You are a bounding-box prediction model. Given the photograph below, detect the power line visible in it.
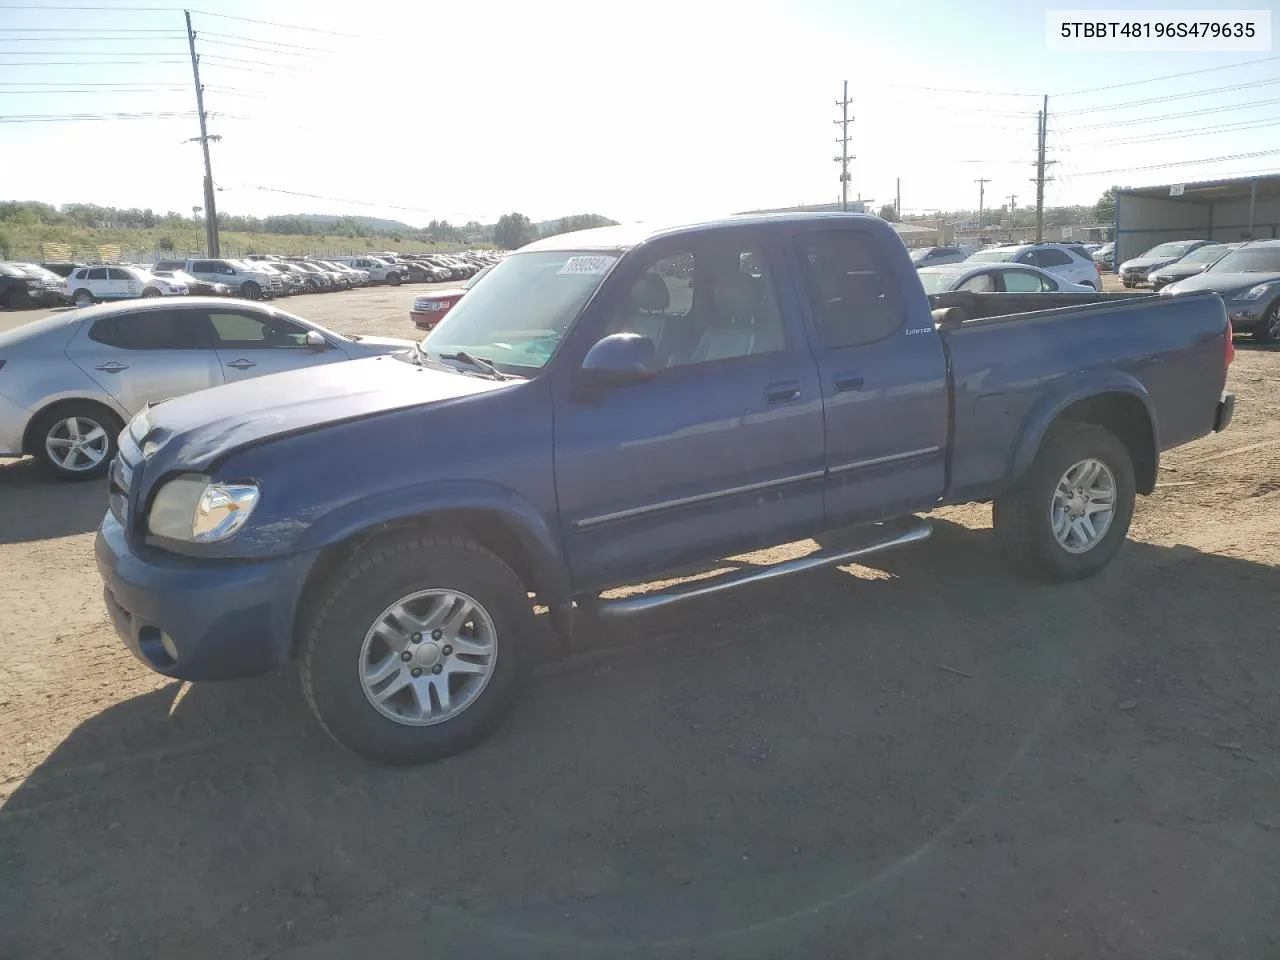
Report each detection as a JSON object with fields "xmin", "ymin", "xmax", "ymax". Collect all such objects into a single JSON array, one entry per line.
[
  {"xmin": 0, "ymin": 49, "xmax": 184, "ymax": 55},
  {"xmin": 0, "ymin": 110, "xmax": 196, "ymax": 122},
  {"xmin": 1059, "ymin": 95, "xmax": 1280, "ymax": 132},
  {"xmin": 189, "ymin": 9, "xmax": 365, "ymax": 39},
  {"xmin": 0, "ymin": 58, "xmax": 187, "ymax": 65},
  {"xmin": 196, "ymin": 30, "xmax": 334, "ymax": 54},
  {"xmin": 1056, "ymin": 76, "xmax": 1280, "ymax": 116},
  {"xmin": 885, "ymin": 83, "xmax": 1039, "ymax": 98},
  {"xmin": 0, "ymin": 26, "xmax": 181, "ymax": 32},
  {"xmin": 194, "ymin": 38, "xmax": 325, "ymax": 60},
  {"xmin": 0, "ymin": 86, "xmax": 189, "ymax": 93},
  {"xmin": 1069, "ymin": 149, "xmax": 1280, "ymax": 178},
  {"xmin": 1055, "ymin": 55, "xmax": 1280, "ymax": 97},
  {"xmin": 1072, "ymin": 115, "xmax": 1280, "ymax": 148}
]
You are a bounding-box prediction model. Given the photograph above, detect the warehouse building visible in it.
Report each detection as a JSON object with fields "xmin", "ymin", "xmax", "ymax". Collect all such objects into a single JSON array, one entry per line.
[{"xmin": 1114, "ymin": 174, "xmax": 1280, "ymax": 265}]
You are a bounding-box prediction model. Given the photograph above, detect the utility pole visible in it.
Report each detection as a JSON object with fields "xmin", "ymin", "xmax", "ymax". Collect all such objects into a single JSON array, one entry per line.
[
  {"xmin": 1007, "ymin": 194, "xmax": 1017, "ymax": 242},
  {"xmin": 834, "ymin": 81, "xmax": 853, "ymax": 213},
  {"xmin": 896, "ymin": 177, "xmax": 901, "ymax": 219},
  {"xmin": 1032, "ymin": 93, "xmax": 1054, "ymax": 243},
  {"xmin": 975, "ymin": 177, "xmax": 990, "ymax": 240},
  {"xmin": 185, "ymin": 9, "xmax": 220, "ymax": 256}
]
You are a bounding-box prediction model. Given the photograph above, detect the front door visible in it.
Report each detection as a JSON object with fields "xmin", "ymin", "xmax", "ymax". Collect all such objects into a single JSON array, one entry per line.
[
  {"xmin": 552, "ymin": 231, "xmax": 826, "ymax": 592},
  {"xmin": 200, "ymin": 307, "xmax": 341, "ymax": 382},
  {"xmin": 65, "ymin": 307, "xmax": 225, "ymax": 415},
  {"xmin": 789, "ymin": 227, "xmax": 949, "ymax": 526}
]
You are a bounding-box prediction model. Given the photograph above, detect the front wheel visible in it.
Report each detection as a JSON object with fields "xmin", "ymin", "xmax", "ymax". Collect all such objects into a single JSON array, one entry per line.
[
  {"xmin": 387, "ymin": 273, "xmax": 402, "ymax": 286},
  {"xmin": 32, "ymin": 403, "xmax": 123, "ymax": 481},
  {"xmin": 140, "ymin": 287, "xmax": 162, "ymax": 298},
  {"xmin": 72, "ymin": 288, "xmax": 95, "ymax": 307},
  {"xmin": 300, "ymin": 533, "xmax": 534, "ymax": 765},
  {"xmin": 240, "ymin": 280, "xmax": 262, "ymax": 300},
  {"xmin": 1256, "ymin": 303, "xmax": 1280, "ymax": 344},
  {"xmin": 993, "ymin": 422, "xmax": 1135, "ymax": 582}
]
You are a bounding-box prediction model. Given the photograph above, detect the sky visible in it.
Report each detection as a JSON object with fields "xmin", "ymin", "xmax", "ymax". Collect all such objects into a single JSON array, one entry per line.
[{"xmin": 1, "ymin": 0, "xmax": 1278, "ymax": 227}]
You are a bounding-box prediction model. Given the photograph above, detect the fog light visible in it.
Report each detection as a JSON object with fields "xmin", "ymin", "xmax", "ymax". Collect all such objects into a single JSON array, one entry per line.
[{"xmin": 160, "ymin": 631, "xmax": 179, "ymax": 661}]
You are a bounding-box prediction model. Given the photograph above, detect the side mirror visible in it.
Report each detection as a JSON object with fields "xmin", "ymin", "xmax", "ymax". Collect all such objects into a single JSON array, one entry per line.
[
  {"xmin": 305, "ymin": 330, "xmax": 328, "ymax": 351},
  {"xmin": 579, "ymin": 333, "xmax": 658, "ymax": 388}
]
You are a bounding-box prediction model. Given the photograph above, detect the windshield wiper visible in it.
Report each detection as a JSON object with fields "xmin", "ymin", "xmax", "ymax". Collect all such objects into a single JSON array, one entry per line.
[{"xmin": 438, "ymin": 350, "xmax": 510, "ymax": 381}]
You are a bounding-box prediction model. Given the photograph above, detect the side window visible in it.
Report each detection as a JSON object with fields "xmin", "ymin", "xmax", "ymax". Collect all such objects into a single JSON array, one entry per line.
[
  {"xmin": 794, "ymin": 229, "xmax": 905, "ymax": 348},
  {"xmin": 1038, "ymin": 249, "xmax": 1072, "ymax": 267},
  {"xmin": 603, "ymin": 240, "xmax": 786, "ymax": 368},
  {"xmin": 106, "ymin": 268, "xmax": 131, "ymax": 281},
  {"xmin": 73, "ymin": 269, "xmax": 87, "ymax": 281},
  {"xmin": 958, "ymin": 272, "xmax": 996, "ymax": 293},
  {"xmin": 87, "ymin": 267, "xmax": 107, "ymax": 280},
  {"xmin": 207, "ymin": 310, "xmax": 309, "ymax": 348},
  {"xmin": 190, "ymin": 261, "xmax": 214, "ymax": 273},
  {"xmin": 1001, "ymin": 269, "xmax": 1049, "ymax": 293},
  {"xmin": 100, "ymin": 310, "xmax": 200, "ymax": 350}
]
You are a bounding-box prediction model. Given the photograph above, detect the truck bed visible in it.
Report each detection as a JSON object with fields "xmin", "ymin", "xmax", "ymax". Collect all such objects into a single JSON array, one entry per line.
[{"xmin": 929, "ymin": 289, "xmax": 1149, "ymax": 322}]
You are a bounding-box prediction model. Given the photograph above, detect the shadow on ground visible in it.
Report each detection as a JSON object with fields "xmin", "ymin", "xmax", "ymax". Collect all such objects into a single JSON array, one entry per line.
[
  {"xmin": 0, "ymin": 457, "xmax": 106, "ymax": 544},
  {"xmin": 3, "ymin": 521, "xmax": 1279, "ymax": 960}
]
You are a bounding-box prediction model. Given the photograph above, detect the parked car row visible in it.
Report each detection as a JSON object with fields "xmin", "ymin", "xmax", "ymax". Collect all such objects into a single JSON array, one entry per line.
[
  {"xmin": 909, "ymin": 242, "xmax": 1103, "ymax": 289},
  {"xmin": 1, "ymin": 249, "xmax": 506, "ymax": 310},
  {"xmin": 1161, "ymin": 239, "xmax": 1280, "ymax": 343}
]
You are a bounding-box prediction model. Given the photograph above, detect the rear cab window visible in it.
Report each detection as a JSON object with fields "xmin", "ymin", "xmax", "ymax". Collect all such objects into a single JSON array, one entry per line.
[{"xmin": 792, "ymin": 229, "xmax": 906, "ymax": 348}]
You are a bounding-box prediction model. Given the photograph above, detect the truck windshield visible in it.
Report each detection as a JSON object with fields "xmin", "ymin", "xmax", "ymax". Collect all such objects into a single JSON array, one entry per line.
[
  {"xmin": 421, "ymin": 250, "xmax": 617, "ymax": 371},
  {"xmin": 1206, "ymin": 246, "xmax": 1280, "ymax": 274}
]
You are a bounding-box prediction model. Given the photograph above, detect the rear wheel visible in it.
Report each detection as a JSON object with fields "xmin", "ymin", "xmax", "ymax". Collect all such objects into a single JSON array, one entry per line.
[
  {"xmin": 993, "ymin": 422, "xmax": 1135, "ymax": 582},
  {"xmin": 32, "ymin": 403, "xmax": 122, "ymax": 481},
  {"xmin": 140, "ymin": 287, "xmax": 162, "ymax": 298},
  {"xmin": 72, "ymin": 288, "xmax": 95, "ymax": 307},
  {"xmin": 387, "ymin": 273, "xmax": 402, "ymax": 286},
  {"xmin": 300, "ymin": 533, "xmax": 535, "ymax": 765},
  {"xmin": 1256, "ymin": 303, "xmax": 1280, "ymax": 345},
  {"xmin": 4, "ymin": 287, "xmax": 28, "ymax": 310}
]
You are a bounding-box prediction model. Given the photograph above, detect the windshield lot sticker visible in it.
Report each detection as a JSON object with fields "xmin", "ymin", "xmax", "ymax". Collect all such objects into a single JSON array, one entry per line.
[{"xmin": 558, "ymin": 256, "xmax": 617, "ymax": 276}]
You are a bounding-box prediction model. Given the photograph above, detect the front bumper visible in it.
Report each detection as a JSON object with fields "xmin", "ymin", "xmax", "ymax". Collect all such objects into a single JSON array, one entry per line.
[
  {"xmin": 1215, "ymin": 393, "xmax": 1235, "ymax": 433},
  {"xmin": 95, "ymin": 510, "xmax": 319, "ymax": 681},
  {"xmin": 1227, "ymin": 306, "xmax": 1263, "ymax": 331}
]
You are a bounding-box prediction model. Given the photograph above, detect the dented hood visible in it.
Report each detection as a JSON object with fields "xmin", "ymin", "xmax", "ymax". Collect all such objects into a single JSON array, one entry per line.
[{"xmin": 130, "ymin": 354, "xmax": 509, "ymax": 475}]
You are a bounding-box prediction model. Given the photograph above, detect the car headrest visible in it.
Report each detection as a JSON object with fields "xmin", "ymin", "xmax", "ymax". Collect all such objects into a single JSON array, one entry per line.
[
  {"xmin": 715, "ymin": 271, "xmax": 759, "ymax": 320},
  {"xmin": 631, "ymin": 272, "xmax": 670, "ymax": 313}
]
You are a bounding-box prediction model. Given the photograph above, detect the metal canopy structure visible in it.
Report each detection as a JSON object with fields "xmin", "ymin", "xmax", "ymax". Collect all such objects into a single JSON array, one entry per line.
[{"xmin": 1114, "ymin": 173, "xmax": 1280, "ymax": 264}]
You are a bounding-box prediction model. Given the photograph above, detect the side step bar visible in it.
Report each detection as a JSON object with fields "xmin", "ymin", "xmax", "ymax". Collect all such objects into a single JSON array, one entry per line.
[{"xmin": 592, "ymin": 516, "xmax": 932, "ymax": 619}]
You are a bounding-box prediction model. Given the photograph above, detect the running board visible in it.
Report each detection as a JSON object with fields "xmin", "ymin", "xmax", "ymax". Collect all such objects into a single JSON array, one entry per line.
[{"xmin": 592, "ymin": 517, "xmax": 932, "ymax": 619}]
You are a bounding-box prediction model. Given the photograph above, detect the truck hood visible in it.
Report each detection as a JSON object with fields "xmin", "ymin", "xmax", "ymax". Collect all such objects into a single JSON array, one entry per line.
[
  {"xmin": 131, "ymin": 354, "xmax": 510, "ymax": 473},
  {"xmin": 1162, "ymin": 271, "xmax": 1280, "ymax": 297}
]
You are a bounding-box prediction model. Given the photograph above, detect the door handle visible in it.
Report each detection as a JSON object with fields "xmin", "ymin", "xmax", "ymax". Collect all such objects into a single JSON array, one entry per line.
[
  {"xmin": 765, "ymin": 383, "xmax": 802, "ymax": 404},
  {"xmin": 226, "ymin": 359, "xmax": 257, "ymax": 370},
  {"xmin": 94, "ymin": 361, "xmax": 128, "ymax": 373},
  {"xmin": 834, "ymin": 375, "xmax": 865, "ymax": 393}
]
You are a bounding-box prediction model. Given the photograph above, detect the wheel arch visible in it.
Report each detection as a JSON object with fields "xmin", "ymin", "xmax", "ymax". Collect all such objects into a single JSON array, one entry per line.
[
  {"xmin": 1010, "ymin": 381, "xmax": 1159, "ymax": 495},
  {"xmin": 289, "ymin": 490, "xmax": 572, "ymax": 660}
]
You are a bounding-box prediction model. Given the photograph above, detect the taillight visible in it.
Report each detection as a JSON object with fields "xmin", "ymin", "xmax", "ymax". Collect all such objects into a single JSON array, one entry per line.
[{"xmin": 1226, "ymin": 318, "xmax": 1235, "ymax": 368}]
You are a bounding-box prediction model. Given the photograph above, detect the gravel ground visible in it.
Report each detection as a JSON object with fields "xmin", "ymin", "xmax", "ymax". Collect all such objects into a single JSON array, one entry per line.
[{"xmin": 1, "ymin": 284, "xmax": 1278, "ymax": 960}]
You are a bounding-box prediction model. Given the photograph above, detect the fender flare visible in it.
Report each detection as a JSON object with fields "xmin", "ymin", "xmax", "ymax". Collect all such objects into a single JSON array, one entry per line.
[
  {"xmin": 291, "ymin": 479, "xmax": 573, "ymax": 613},
  {"xmin": 1008, "ymin": 372, "xmax": 1158, "ymax": 486}
]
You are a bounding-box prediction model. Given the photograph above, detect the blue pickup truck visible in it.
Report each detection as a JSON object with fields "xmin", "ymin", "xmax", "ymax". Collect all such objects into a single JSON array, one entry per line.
[{"xmin": 95, "ymin": 213, "xmax": 1235, "ymax": 764}]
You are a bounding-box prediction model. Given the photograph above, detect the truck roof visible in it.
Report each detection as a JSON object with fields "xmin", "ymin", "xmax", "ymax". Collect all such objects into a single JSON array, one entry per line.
[{"xmin": 521, "ymin": 211, "xmax": 889, "ymax": 253}]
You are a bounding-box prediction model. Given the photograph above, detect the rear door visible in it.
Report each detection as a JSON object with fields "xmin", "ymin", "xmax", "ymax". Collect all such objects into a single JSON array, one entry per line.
[
  {"xmin": 201, "ymin": 307, "xmax": 343, "ymax": 382},
  {"xmin": 64, "ymin": 307, "xmax": 224, "ymax": 414},
  {"xmin": 789, "ymin": 227, "xmax": 949, "ymax": 526},
  {"xmin": 108, "ymin": 267, "xmax": 140, "ymax": 299}
]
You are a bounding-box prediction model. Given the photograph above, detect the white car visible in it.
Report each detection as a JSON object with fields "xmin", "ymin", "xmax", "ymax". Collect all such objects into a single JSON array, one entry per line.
[
  {"xmin": 330, "ymin": 256, "xmax": 405, "ymax": 286},
  {"xmin": 66, "ymin": 265, "xmax": 188, "ymax": 306},
  {"xmin": 917, "ymin": 262, "xmax": 1099, "ymax": 295},
  {"xmin": 964, "ymin": 242, "xmax": 1102, "ymax": 289}
]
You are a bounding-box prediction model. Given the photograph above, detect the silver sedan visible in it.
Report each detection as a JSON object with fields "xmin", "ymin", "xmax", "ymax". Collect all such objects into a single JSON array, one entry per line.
[
  {"xmin": 916, "ymin": 261, "xmax": 1099, "ymax": 295},
  {"xmin": 0, "ymin": 297, "xmax": 416, "ymax": 480}
]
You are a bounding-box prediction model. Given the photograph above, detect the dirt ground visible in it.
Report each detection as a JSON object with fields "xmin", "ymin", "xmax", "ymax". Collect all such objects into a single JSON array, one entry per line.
[{"xmin": 2, "ymin": 284, "xmax": 1279, "ymax": 960}]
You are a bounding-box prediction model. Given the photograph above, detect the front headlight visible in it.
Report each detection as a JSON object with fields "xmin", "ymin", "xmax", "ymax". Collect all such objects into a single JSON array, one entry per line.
[
  {"xmin": 1237, "ymin": 283, "xmax": 1274, "ymax": 301},
  {"xmin": 147, "ymin": 476, "xmax": 260, "ymax": 543}
]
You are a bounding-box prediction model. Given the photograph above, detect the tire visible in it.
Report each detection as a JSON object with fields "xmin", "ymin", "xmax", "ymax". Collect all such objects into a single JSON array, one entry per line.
[
  {"xmin": 240, "ymin": 280, "xmax": 262, "ymax": 300},
  {"xmin": 387, "ymin": 273, "xmax": 402, "ymax": 286},
  {"xmin": 4, "ymin": 287, "xmax": 28, "ymax": 310},
  {"xmin": 140, "ymin": 287, "xmax": 162, "ymax": 298},
  {"xmin": 993, "ymin": 422, "xmax": 1136, "ymax": 582},
  {"xmin": 72, "ymin": 288, "xmax": 95, "ymax": 307},
  {"xmin": 1121, "ymin": 280, "xmax": 1133, "ymax": 288},
  {"xmin": 31, "ymin": 402, "xmax": 123, "ymax": 481},
  {"xmin": 1255, "ymin": 303, "xmax": 1280, "ymax": 345},
  {"xmin": 300, "ymin": 533, "xmax": 535, "ymax": 765}
]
